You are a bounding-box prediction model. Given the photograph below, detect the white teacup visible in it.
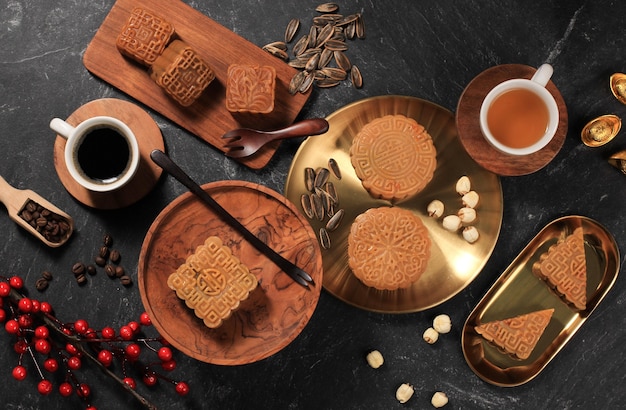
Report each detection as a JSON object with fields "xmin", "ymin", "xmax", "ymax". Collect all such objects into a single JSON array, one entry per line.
[
  {"xmin": 50, "ymin": 116, "xmax": 140, "ymax": 192},
  {"xmin": 479, "ymin": 63, "xmax": 559, "ymax": 156}
]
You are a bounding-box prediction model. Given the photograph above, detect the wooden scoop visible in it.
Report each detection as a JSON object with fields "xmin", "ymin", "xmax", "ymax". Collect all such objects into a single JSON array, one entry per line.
[{"xmin": 0, "ymin": 176, "xmax": 74, "ymax": 247}]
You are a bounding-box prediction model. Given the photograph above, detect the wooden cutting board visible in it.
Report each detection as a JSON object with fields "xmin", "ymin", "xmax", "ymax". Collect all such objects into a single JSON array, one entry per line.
[{"xmin": 83, "ymin": 0, "xmax": 311, "ymax": 169}]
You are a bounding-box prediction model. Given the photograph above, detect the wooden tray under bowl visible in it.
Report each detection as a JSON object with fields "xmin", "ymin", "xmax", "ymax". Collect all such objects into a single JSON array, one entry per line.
[{"xmin": 83, "ymin": 0, "xmax": 311, "ymax": 169}]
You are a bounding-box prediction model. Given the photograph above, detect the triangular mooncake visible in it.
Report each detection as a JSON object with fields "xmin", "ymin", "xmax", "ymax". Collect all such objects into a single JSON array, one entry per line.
[
  {"xmin": 532, "ymin": 227, "xmax": 587, "ymax": 310},
  {"xmin": 475, "ymin": 308, "xmax": 554, "ymax": 360}
]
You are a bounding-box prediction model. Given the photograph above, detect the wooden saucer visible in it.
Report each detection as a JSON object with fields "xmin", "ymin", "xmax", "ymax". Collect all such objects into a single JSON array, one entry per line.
[
  {"xmin": 53, "ymin": 98, "xmax": 165, "ymax": 209},
  {"xmin": 456, "ymin": 64, "xmax": 568, "ymax": 176}
]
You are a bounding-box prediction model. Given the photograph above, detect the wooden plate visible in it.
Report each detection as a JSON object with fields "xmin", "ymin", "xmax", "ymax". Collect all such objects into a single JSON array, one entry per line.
[
  {"xmin": 83, "ymin": 0, "xmax": 311, "ymax": 170},
  {"xmin": 456, "ymin": 64, "xmax": 568, "ymax": 176},
  {"xmin": 285, "ymin": 95, "xmax": 503, "ymax": 313},
  {"xmin": 137, "ymin": 181, "xmax": 323, "ymax": 365},
  {"xmin": 462, "ymin": 216, "xmax": 619, "ymax": 386},
  {"xmin": 52, "ymin": 98, "xmax": 164, "ymax": 210}
]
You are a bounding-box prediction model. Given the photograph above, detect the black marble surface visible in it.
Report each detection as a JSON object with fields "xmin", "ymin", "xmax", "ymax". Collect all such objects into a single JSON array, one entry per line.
[{"xmin": 1, "ymin": 1, "xmax": 626, "ymax": 409}]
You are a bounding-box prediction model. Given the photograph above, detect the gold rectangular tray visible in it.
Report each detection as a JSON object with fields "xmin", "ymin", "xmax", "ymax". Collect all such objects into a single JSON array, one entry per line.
[
  {"xmin": 83, "ymin": 0, "xmax": 311, "ymax": 169},
  {"xmin": 462, "ymin": 215, "xmax": 619, "ymax": 386}
]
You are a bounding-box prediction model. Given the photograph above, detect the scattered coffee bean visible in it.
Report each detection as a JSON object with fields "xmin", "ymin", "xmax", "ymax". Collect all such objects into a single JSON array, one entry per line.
[
  {"xmin": 105, "ymin": 264, "xmax": 116, "ymax": 278},
  {"xmin": 86, "ymin": 265, "xmax": 97, "ymax": 276},
  {"xmin": 19, "ymin": 199, "xmax": 72, "ymax": 244},
  {"xmin": 115, "ymin": 266, "xmax": 125, "ymax": 278},
  {"xmin": 76, "ymin": 274, "xmax": 87, "ymax": 285},
  {"xmin": 35, "ymin": 277, "xmax": 49, "ymax": 291},
  {"xmin": 41, "ymin": 270, "xmax": 53, "ymax": 281},
  {"xmin": 72, "ymin": 262, "xmax": 86, "ymax": 276},
  {"xmin": 120, "ymin": 275, "xmax": 132, "ymax": 286},
  {"xmin": 94, "ymin": 256, "xmax": 106, "ymax": 267},
  {"xmin": 103, "ymin": 234, "xmax": 113, "ymax": 247},
  {"xmin": 109, "ymin": 249, "xmax": 121, "ymax": 264},
  {"xmin": 99, "ymin": 246, "xmax": 109, "ymax": 259}
]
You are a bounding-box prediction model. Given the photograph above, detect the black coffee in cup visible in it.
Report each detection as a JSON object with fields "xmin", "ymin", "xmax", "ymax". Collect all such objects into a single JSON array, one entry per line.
[{"xmin": 75, "ymin": 126, "xmax": 131, "ymax": 184}]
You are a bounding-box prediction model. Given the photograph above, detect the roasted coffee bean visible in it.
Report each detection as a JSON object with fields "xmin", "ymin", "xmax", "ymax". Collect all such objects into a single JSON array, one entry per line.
[
  {"xmin": 109, "ymin": 249, "xmax": 121, "ymax": 264},
  {"xmin": 86, "ymin": 265, "xmax": 97, "ymax": 276},
  {"xmin": 41, "ymin": 270, "xmax": 53, "ymax": 281},
  {"xmin": 105, "ymin": 264, "xmax": 116, "ymax": 278},
  {"xmin": 120, "ymin": 275, "xmax": 133, "ymax": 286},
  {"xmin": 99, "ymin": 246, "xmax": 109, "ymax": 259},
  {"xmin": 35, "ymin": 277, "xmax": 49, "ymax": 291},
  {"xmin": 94, "ymin": 256, "xmax": 106, "ymax": 267},
  {"xmin": 72, "ymin": 262, "xmax": 86, "ymax": 276},
  {"xmin": 18, "ymin": 199, "xmax": 71, "ymax": 244},
  {"xmin": 103, "ymin": 234, "xmax": 113, "ymax": 247},
  {"xmin": 76, "ymin": 274, "xmax": 87, "ymax": 285},
  {"xmin": 115, "ymin": 266, "xmax": 125, "ymax": 278}
]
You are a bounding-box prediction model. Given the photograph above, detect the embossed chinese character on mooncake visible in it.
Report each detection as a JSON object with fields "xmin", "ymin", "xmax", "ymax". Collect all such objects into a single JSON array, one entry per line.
[
  {"xmin": 116, "ymin": 7, "xmax": 175, "ymax": 67},
  {"xmin": 349, "ymin": 115, "xmax": 437, "ymax": 203},
  {"xmin": 475, "ymin": 308, "xmax": 554, "ymax": 360},
  {"xmin": 532, "ymin": 227, "xmax": 587, "ymax": 310},
  {"xmin": 167, "ymin": 236, "xmax": 258, "ymax": 329}
]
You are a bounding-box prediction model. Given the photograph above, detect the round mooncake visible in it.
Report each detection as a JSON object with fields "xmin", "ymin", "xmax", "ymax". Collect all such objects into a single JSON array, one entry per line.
[
  {"xmin": 347, "ymin": 207, "xmax": 431, "ymax": 291},
  {"xmin": 350, "ymin": 114, "xmax": 437, "ymax": 202}
]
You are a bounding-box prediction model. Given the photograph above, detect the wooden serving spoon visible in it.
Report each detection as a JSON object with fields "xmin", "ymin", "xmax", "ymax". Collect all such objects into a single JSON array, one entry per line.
[{"xmin": 0, "ymin": 176, "xmax": 74, "ymax": 247}]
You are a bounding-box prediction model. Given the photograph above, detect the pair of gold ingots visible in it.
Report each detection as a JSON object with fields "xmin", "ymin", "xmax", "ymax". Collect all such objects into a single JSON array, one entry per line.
[{"xmin": 581, "ymin": 73, "xmax": 626, "ymax": 172}]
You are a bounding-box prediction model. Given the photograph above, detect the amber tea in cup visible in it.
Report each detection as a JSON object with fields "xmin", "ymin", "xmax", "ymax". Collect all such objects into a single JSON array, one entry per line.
[{"xmin": 479, "ymin": 64, "xmax": 559, "ymax": 156}]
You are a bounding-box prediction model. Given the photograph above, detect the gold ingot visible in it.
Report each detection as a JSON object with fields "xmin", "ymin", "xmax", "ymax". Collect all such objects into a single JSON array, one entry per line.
[
  {"xmin": 581, "ymin": 114, "xmax": 621, "ymax": 147},
  {"xmin": 610, "ymin": 73, "xmax": 626, "ymax": 105}
]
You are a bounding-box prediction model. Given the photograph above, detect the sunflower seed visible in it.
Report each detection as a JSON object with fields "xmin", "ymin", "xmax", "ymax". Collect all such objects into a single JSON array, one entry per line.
[
  {"xmin": 324, "ymin": 181, "xmax": 338, "ymax": 204},
  {"xmin": 319, "ymin": 227, "xmax": 331, "ymax": 249},
  {"xmin": 263, "ymin": 45, "xmax": 289, "ymax": 61},
  {"xmin": 351, "ymin": 64, "xmax": 363, "ymax": 88},
  {"xmin": 324, "ymin": 39, "xmax": 348, "ymax": 51},
  {"xmin": 318, "ymin": 48, "xmax": 333, "ymax": 68},
  {"xmin": 264, "ymin": 41, "xmax": 288, "ymax": 51},
  {"xmin": 305, "ymin": 53, "xmax": 321, "ymax": 72},
  {"xmin": 320, "ymin": 67, "xmax": 347, "ymax": 81},
  {"xmin": 345, "ymin": 21, "xmax": 356, "ymax": 39},
  {"xmin": 311, "ymin": 193, "xmax": 325, "ymax": 221},
  {"xmin": 293, "ymin": 34, "xmax": 309, "ymax": 56},
  {"xmin": 308, "ymin": 26, "xmax": 318, "ymax": 49},
  {"xmin": 304, "ymin": 167, "xmax": 316, "ymax": 191},
  {"xmin": 336, "ymin": 13, "xmax": 359, "ymax": 26},
  {"xmin": 314, "ymin": 167, "xmax": 330, "ymax": 187},
  {"xmin": 326, "ymin": 208, "xmax": 344, "ymax": 231},
  {"xmin": 328, "ymin": 158, "xmax": 342, "ymax": 180},
  {"xmin": 316, "ymin": 3, "xmax": 339, "ymax": 13},
  {"xmin": 299, "ymin": 71, "xmax": 315, "ymax": 93},
  {"xmin": 285, "ymin": 18, "xmax": 300, "ymax": 43},
  {"xmin": 356, "ymin": 14, "xmax": 365, "ymax": 39},
  {"xmin": 301, "ymin": 194, "xmax": 314, "ymax": 218},
  {"xmin": 315, "ymin": 78, "xmax": 341, "ymax": 88},
  {"xmin": 333, "ymin": 50, "xmax": 351, "ymax": 71},
  {"xmin": 316, "ymin": 23, "xmax": 335, "ymax": 47},
  {"xmin": 289, "ymin": 70, "xmax": 307, "ymax": 94}
]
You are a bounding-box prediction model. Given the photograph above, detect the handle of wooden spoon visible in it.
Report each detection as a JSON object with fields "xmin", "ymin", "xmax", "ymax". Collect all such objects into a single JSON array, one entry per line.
[{"xmin": 265, "ymin": 118, "xmax": 329, "ymax": 140}]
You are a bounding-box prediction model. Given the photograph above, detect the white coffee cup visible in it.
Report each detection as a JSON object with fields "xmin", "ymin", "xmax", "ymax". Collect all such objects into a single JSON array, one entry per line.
[
  {"xmin": 479, "ymin": 63, "xmax": 559, "ymax": 156},
  {"xmin": 50, "ymin": 116, "xmax": 140, "ymax": 192}
]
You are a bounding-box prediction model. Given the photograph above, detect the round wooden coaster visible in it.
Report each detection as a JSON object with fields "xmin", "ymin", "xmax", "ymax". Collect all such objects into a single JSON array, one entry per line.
[
  {"xmin": 53, "ymin": 99, "xmax": 165, "ymax": 209},
  {"xmin": 456, "ymin": 64, "xmax": 568, "ymax": 176}
]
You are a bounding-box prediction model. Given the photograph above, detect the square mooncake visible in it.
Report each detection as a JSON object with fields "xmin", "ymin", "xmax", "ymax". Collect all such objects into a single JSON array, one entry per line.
[
  {"xmin": 226, "ymin": 64, "xmax": 276, "ymax": 114},
  {"xmin": 116, "ymin": 7, "xmax": 175, "ymax": 67}
]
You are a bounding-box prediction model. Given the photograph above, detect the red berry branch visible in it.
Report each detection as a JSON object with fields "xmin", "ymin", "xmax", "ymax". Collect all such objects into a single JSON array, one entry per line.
[{"xmin": 0, "ymin": 275, "xmax": 189, "ymax": 410}]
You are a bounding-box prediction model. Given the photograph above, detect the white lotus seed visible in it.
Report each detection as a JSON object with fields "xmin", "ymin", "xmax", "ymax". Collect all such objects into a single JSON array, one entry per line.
[
  {"xmin": 423, "ymin": 327, "xmax": 439, "ymax": 344},
  {"xmin": 462, "ymin": 191, "xmax": 480, "ymax": 209},
  {"xmin": 442, "ymin": 215, "xmax": 462, "ymax": 232},
  {"xmin": 455, "ymin": 175, "xmax": 471, "ymax": 195},
  {"xmin": 431, "ymin": 391, "xmax": 449, "ymax": 408},
  {"xmin": 457, "ymin": 207, "xmax": 477, "ymax": 224},
  {"xmin": 366, "ymin": 350, "xmax": 384, "ymax": 369},
  {"xmin": 396, "ymin": 383, "xmax": 415, "ymax": 403},
  {"xmin": 462, "ymin": 226, "xmax": 480, "ymax": 244},
  {"xmin": 427, "ymin": 200, "xmax": 445, "ymax": 218},
  {"xmin": 433, "ymin": 314, "xmax": 452, "ymax": 334}
]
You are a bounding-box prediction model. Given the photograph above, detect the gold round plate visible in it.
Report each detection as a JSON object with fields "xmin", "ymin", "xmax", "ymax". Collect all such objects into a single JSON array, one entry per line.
[{"xmin": 285, "ymin": 95, "xmax": 503, "ymax": 313}]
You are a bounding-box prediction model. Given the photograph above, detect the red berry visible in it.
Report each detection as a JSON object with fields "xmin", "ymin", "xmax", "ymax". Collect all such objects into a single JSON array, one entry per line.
[
  {"xmin": 85, "ymin": 328, "xmax": 97, "ymax": 339},
  {"xmin": 43, "ymin": 358, "xmax": 59, "ymax": 372},
  {"xmin": 142, "ymin": 372, "xmax": 158, "ymax": 386},
  {"xmin": 74, "ymin": 319, "xmax": 89, "ymax": 334},
  {"xmin": 0, "ymin": 309, "xmax": 6, "ymax": 322},
  {"xmin": 58, "ymin": 381, "xmax": 73, "ymax": 397},
  {"xmin": 139, "ymin": 312, "xmax": 152, "ymax": 326},
  {"xmin": 86, "ymin": 406, "xmax": 97, "ymax": 410},
  {"xmin": 30, "ymin": 299, "xmax": 40, "ymax": 313},
  {"xmin": 17, "ymin": 314, "xmax": 32, "ymax": 329},
  {"xmin": 34, "ymin": 338, "xmax": 52, "ymax": 355},
  {"xmin": 14, "ymin": 340, "xmax": 29, "ymax": 354},
  {"xmin": 18, "ymin": 298, "xmax": 32, "ymax": 313},
  {"xmin": 125, "ymin": 343, "xmax": 141, "ymax": 361},
  {"xmin": 175, "ymin": 381, "xmax": 190, "ymax": 396},
  {"xmin": 123, "ymin": 377, "xmax": 136, "ymax": 390},
  {"xmin": 67, "ymin": 356, "xmax": 82, "ymax": 370},
  {"xmin": 98, "ymin": 350, "xmax": 113, "ymax": 367},
  {"xmin": 38, "ymin": 379, "xmax": 53, "ymax": 395},
  {"xmin": 40, "ymin": 301, "xmax": 52, "ymax": 314},
  {"xmin": 34, "ymin": 325, "xmax": 49, "ymax": 339},
  {"xmin": 157, "ymin": 346, "xmax": 173, "ymax": 362},
  {"xmin": 0, "ymin": 282, "xmax": 10, "ymax": 297},
  {"xmin": 128, "ymin": 321, "xmax": 140, "ymax": 334},
  {"xmin": 161, "ymin": 360, "xmax": 177, "ymax": 372},
  {"xmin": 119, "ymin": 325, "xmax": 133, "ymax": 340},
  {"xmin": 9, "ymin": 276, "xmax": 23, "ymax": 289},
  {"xmin": 12, "ymin": 365, "xmax": 27, "ymax": 381},
  {"xmin": 5, "ymin": 319, "xmax": 19, "ymax": 334},
  {"xmin": 101, "ymin": 326, "xmax": 116, "ymax": 339},
  {"xmin": 77, "ymin": 383, "xmax": 91, "ymax": 398},
  {"xmin": 66, "ymin": 343, "xmax": 80, "ymax": 356}
]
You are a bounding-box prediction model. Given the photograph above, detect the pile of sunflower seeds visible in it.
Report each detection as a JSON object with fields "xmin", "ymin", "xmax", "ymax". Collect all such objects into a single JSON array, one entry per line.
[
  {"xmin": 300, "ymin": 158, "xmax": 344, "ymax": 250},
  {"xmin": 262, "ymin": 3, "xmax": 365, "ymax": 94}
]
